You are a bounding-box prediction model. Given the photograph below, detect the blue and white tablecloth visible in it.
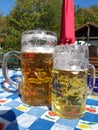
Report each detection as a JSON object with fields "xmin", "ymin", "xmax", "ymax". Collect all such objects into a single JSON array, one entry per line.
[{"xmin": 0, "ymin": 69, "xmax": 98, "ymax": 130}]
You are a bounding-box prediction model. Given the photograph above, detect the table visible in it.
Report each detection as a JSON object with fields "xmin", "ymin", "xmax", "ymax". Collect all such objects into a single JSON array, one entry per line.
[{"xmin": 0, "ymin": 69, "xmax": 98, "ymax": 130}]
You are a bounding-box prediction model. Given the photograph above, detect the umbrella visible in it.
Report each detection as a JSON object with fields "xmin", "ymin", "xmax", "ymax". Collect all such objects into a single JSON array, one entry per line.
[{"xmin": 59, "ymin": 0, "xmax": 75, "ymax": 44}]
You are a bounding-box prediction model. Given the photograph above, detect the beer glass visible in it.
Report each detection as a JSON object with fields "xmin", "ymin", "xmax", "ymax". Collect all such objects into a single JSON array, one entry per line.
[
  {"xmin": 52, "ymin": 45, "xmax": 95, "ymax": 119},
  {"xmin": 2, "ymin": 30, "xmax": 57, "ymax": 106}
]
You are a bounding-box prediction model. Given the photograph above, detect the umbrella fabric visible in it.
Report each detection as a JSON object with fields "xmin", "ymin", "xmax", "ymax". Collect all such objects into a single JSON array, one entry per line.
[{"xmin": 59, "ymin": 0, "xmax": 75, "ymax": 44}]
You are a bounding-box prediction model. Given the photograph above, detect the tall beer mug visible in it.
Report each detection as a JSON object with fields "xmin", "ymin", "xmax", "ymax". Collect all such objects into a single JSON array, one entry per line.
[
  {"xmin": 2, "ymin": 30, "xmax": 57, "ymax": 106},
  {"xmin": 52, "ymin": 45, "xmax": 95, "ymax": 119}
]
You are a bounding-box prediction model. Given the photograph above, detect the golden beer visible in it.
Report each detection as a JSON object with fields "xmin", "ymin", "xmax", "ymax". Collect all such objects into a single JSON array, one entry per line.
[
  {"xmin": 19, "ymin": 51, "xmax": 53, "ymax": 106},
  {"xmin": 52, "ymin": 69, "xmax": 88, "ymax": 119}
]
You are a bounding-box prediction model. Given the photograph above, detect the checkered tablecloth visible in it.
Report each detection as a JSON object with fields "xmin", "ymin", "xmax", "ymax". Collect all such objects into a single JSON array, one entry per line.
[{"xmin": 0, "ymin": 69, "xmax": 98, "ymax": 130}]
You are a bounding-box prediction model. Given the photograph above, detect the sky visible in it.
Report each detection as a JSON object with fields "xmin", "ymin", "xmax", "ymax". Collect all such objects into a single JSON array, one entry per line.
[
  {"xmin": 0, "ymin": 0, "xmax": 98, "ymax": 16},
  {"xmin": 0, "ymin": 0, "xmax": 15, "ymax": 16},
  {"xmin": 75, "ymin": 0, "xmax": 98, "ymax": 8}
]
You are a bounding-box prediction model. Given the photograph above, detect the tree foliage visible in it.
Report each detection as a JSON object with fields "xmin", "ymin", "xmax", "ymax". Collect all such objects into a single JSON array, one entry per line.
[
  {"xmin": 1, "ymin": 0, "xmax": 62, "ymax": 52},
  {"xmin": 75, "ymin": 5, "xmax": 98, "ymax": 28}
]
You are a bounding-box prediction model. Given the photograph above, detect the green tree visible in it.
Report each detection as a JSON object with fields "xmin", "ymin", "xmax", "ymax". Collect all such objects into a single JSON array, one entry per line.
[
  {"xmin": 0, "ymin": 15, "xmax": 8, "ymax": 52},
  {"xmin": 2, "ymin": 0, "xmax": 62, "ymax": 52},
  {"xmin": 75, "ymin": 6, "xmax": 98, "ymax": 28}
]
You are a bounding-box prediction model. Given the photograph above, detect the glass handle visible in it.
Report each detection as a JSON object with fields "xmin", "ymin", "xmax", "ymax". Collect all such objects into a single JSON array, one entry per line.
[
  {"xmin": 2, "ymin": 51, "xmax": 21, "ymax": 88},
  {"xmin": 87, "ymin": 64, "xmax": 96, "ymax": 95}
]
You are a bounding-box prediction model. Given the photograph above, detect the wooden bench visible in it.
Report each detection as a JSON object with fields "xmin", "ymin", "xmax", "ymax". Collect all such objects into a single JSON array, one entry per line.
[{"xmin": 89, "ymin": 57, "xmax": 98, "ymax": 76}]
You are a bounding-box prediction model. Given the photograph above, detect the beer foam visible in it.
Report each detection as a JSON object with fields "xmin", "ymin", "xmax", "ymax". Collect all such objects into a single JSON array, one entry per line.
[
  {"xmin": 21, "ymin": 46, "xmax": 54, "ymax": 53},
  {"xmin": 54, "ymin": 67, "xmax": 88, "ymax": 72},
  {"xmin": 22, "ymin": 33, "xmax": 57, "ymax": 43},
  {"xmin": 53, "ymin": 63, "xmax": 88, "ymax": 72}
]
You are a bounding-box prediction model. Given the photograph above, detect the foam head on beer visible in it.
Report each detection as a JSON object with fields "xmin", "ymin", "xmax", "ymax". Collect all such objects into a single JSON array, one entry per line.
[{"xmin": 21, "ymin": 30, "xmax": 57, "ymax": 52}]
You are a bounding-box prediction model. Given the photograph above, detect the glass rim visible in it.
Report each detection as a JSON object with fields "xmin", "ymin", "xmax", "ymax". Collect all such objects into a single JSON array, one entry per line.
[{"xmin": 22, "ymin": 30, "xmax": 57, "ymax": 36}]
